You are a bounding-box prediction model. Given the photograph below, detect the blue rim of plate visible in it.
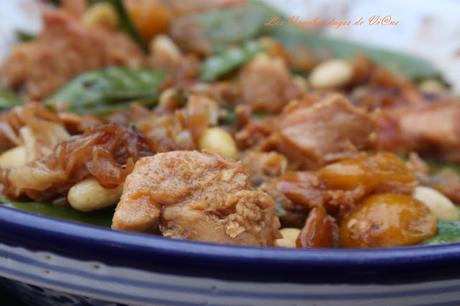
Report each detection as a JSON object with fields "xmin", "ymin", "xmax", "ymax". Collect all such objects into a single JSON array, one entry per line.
[{"xmin": 1, "ymin": 205, "xmax": 460, "ymax": 284}]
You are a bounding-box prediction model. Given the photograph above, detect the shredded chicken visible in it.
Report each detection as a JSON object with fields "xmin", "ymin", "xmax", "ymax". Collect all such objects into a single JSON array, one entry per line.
[{"xmin": 112, "ymin": 151, "xmax": 280, "ymax": 246}]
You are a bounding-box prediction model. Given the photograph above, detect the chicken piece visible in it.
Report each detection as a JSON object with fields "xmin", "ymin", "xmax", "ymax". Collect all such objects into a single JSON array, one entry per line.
[
  {"xmin": 61, "ymin": 0, "xmax": 87, "ymax": 17},
  {"xmin": 0, "ymin": 11, "xmax": 144, "ymax": 100},
  {"xmin": 277, "ymin": 95, "xmax": 376, "ymax": 169},
  {"xmin": 136, "ymin": 107, "xmax": 209, "ymax": 153},
  {"xmin": 241, "ymin": 151, "xmax": 287, "ymax": 186},
  {"xmin": 112, "ymin": 151, "xmax": 280, "ymax": 246},
  {"xmin": 235, "ymin": 116, "xmax": 276, "ymax": 150},
  {"xmin": 239, "ymin": 55, "xmax": 301, "ymax": 113},
  {"xmin": 186, "ymin": 94, "xmax": 219, "ymax": 126},
  {"xmin": 430, "ymin": 169, "xmax": 460, "ymax": 205},
  {"xmin": 398, "ymin": 102, "xmax": 460, "ymax": 163},
  {"xmin": 169, "ymin": 15, "xmax": 211, "ymax": 56}
]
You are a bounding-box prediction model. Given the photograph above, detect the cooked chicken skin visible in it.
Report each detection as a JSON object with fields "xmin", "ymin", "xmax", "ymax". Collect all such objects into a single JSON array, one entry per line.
[{"xmin": 112, "ymin": 151, "xmax": 280, "ymax": 246}]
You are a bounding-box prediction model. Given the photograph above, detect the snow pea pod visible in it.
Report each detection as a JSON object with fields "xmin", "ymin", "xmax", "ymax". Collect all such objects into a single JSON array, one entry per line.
[
  {"xmin": 46, "ymin": 67, "xmax": 166, "ymax": 115},
  {"xmin": 196, "ymin": 1, "xmax": 274, "ymax": 52},
  {"xmin": 201, "ymin": 41, "xmax": 263, "ymax": 82}
]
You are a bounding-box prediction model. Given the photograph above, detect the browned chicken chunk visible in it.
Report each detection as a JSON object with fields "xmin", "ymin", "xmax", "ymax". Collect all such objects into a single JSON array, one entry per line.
[
  {"xmin": 0, "ymin": 11, "xmax": 144, "ymax": 100},
  {"xmin": 398, "ymin": 102, "xmax": 460, "ymax": 163},
  {"xmin": 112, "ymin": 151, "xmax": 280, "ymax": 246},
  {"xmin": 277, "ymin": 95, "xmax": 376, "ymax": 169},
  {"xmin": 239, "ymin": 54, "xmax": 301, "ymax": 113},
  {"xmin": 241, "ymin": 150, "xmax": 287, "ymax": 186}
]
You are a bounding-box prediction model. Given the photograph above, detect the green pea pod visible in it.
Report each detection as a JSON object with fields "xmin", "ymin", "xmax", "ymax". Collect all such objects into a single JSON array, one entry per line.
[
  {"xmin": 0, "ymin": 199, "xmax": 113, "ymax": 227},
  {"xmin": 201, "ymin": 41, "xmax": 264, "ymax": 81},
  {"xmin": 424, "ymin": 219, "xmax": 460, "ymax": 245},
  {"xmin": 0, "ymin": 90, "xmax": 22, "ymax": 110},
  {"xmin": 87, "ymin": 0, "xmax": 148, "ymax": 53},
  {"xmin": 46, "ymin": 67, "xmax": 166, "ymax": 115}
]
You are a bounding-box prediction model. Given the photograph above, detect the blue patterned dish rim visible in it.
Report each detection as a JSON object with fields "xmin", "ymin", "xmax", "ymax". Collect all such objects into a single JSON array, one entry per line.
[{"xmin": 1, "ymin": 205, "xmax": 460, "ymax": 285}]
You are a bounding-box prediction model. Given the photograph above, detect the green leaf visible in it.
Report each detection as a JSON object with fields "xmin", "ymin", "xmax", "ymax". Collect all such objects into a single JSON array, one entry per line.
[
  {"xmin": 201, "ymin": 41, "xmax": 263, "ymax": 81},
  {"xmin": 88, "ymin": 0, "xmax": 148, "ymax": 53},
  {"xmin": 424, "ymin": 220, "xmax": 460, "ymax": 245},
  {"xmin": 0, "ymin": 199, "xmax": 113, "ymax": 227},
  {"xmin": 0, "ymin": 90, "xmax": 22, "ymax": 110},
  {"xmin": 46, "ymin": 67, "xmax": 166, "ymax": 115}
]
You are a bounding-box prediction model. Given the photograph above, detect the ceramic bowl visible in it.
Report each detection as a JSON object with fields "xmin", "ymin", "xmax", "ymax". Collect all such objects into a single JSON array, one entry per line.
[
  {"xmin": 1, "ymin": 206, "xmax": 460, "ymax": 306},
  {"xmin": 1, "ymin": 1, "xmax": 460, "ymax": 306}
]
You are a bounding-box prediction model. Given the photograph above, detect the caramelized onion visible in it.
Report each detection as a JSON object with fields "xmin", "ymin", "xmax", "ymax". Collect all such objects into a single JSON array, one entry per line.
[{"xmin": 1, "ymin": 124, "xmax": 154, "ymax": 201}]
